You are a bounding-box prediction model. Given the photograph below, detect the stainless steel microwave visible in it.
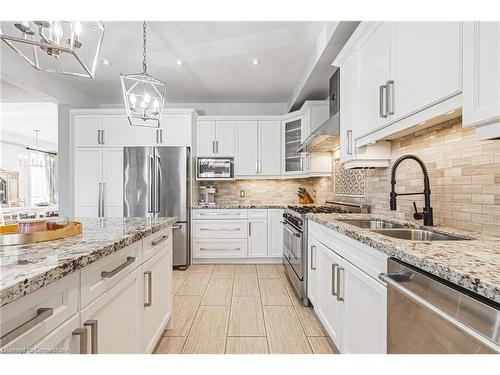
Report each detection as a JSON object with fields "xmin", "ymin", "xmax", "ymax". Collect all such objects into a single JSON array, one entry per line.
[{"xmin": 196, "ymin": 157, "xmax": 234, "ymax": 180}]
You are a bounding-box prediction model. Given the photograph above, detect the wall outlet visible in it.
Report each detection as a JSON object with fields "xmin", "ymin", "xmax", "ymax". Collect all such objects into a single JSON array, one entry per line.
[{"xmin": 239, "ymin": 190, "xmax": 245, "ymax": 198}]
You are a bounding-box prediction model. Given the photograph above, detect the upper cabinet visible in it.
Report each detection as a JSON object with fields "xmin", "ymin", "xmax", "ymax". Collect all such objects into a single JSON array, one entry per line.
[
  {"xmin": 282, "ymin": 115, "xmax": 305, "ymax": 175},
  {"xmin": 463, "ymin": 22, "xmax": 500, "ymax": 139},
  {"xmin": 196, "ymin": 120, "xmax": 235, "ymax": 157}
]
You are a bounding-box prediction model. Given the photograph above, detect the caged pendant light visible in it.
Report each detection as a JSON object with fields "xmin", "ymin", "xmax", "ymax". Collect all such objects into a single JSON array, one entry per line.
[{"xmin": 120, "ymin": 22, "xmax": 166, "ymax": 128}]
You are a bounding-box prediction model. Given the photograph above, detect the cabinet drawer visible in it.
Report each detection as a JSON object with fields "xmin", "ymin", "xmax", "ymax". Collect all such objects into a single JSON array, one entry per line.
[
  {"xmin": 142, "ymin": 227, "xmax": 172, "ymax": 262},
  {"xmin": 248, "ymin": 209, "xmax": 267, "ymax": 219},
  {"xmin": 30, "ymin": 313, "xmax": 81, "ymax": 354},
  {"xmin": 80, "ymin": 241, "xmax": 142, "ymax": 308},
  {"xmin": 0, "ymin": 273, "xmax": 79, "ymax": 352},
  {"xmin": 193, "ymin": 220, "xmax": 247, "ymax": 239},
  {"xmin": 192, "ymin": 209, "xmax": 247, "ymax": 220},
  {"xmin": 193, "ymin": 239, "xmax": 248, "ymax": 258}
]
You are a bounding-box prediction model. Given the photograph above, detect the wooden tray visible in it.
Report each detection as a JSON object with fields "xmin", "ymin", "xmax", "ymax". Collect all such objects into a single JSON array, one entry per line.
[{"xmin": 0, "ymin": 221, "xmax": 82, "ymax": 246}]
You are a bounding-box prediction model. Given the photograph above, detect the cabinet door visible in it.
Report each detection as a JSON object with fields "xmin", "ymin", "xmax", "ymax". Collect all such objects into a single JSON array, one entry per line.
[
  {"xmin": 235, "ymin": 121, "xmax": 258, "ymax": 175},
  {"xmin": 161, "ymin": 114, "xmax": 191, "ymax": 146},
  {"xmin": 393, "ymin": 22, "xmax": 462, "ymax": 122},
  {"xmin": 215, "ymin": 120, "xmax": 235, "ymax": 156},
  {"xmin": 101, "ymin": 115, "xmax": 131, "ymax": 146},
  {"xmin": 316, "ymin": 242, "xmax": 343, "ymax": 350},
  {"xmin": 340, "ymin": 51, "xmax": 358, "ymax": 163},
  {"xmin": 267, "ymin": 209, "xmax": 284, "ymax": 257},
  {"xmin": 31, "ymin": 314, "xmax": 82, "ymax": 354},
  {"xmin": 248, "ymin": 219, "xmax": 268, "ymax": 257},
  {"xmin": 74, "ymin": 148, "xmax": 101, "ymax": 216},
  {"xmin": 463, "ymin": 22, "xmax": 500, "ymax": 128},
  {"xmin": 342, "ymin": 261, "xmax": 387, "ymax": 354},
  {"xmin": 282, "ymin": 117, "xmax": 304, "ymax": 174},
  {"xmin": 142, "ymin": 247, "xmax": 173, "ymax": 353},
  {"xmin": 357, "ymin": 23, "xmax": 392, "ymax": 137},
  {"xmin": 80, "ymin": 267, "xmax": 142, "ymax": 354},
  {"xmin": 196, "ymin": 120, "xmax": 216, "ymax": 156},
  {"xmin": 307, "ymin": 237, "xmax": 319, "ymax": 306},
  {"xmin": 102, "ymin": 148, "xmax": 123, "ymax": 217},
  {"xmin": 259, "ymin": 121, "xmax": 281, "ymax": 176},
  {"xmin": 73, "ymin": 115, "xmax": 102, "ymax": 147}
]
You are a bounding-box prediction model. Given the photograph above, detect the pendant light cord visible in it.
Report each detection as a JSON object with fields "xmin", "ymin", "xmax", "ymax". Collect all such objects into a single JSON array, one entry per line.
[{"xmin": 142, "ymin": 21, "xmax": 147, "ymax": 74}]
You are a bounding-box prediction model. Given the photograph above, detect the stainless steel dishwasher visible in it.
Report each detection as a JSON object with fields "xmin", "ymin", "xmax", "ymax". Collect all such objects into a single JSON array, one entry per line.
[{"xmin": 379, "ymin": 259, "xmax": 500, "ymax": 354}]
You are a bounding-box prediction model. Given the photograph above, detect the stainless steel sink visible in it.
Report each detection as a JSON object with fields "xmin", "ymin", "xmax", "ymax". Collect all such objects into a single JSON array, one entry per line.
[
  {"xmin": 370, "ymin": 229, "xmax": 470, "ymax": 241},
  {"xmin": 338, "ymin": 219, "xmax": 406, "ymax": 229}
]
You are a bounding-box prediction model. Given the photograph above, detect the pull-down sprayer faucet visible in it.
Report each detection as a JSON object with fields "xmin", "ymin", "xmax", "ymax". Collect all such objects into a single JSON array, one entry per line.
[{"xmin": 390, "ymin": 154, "xmax": 433, "ymax": 226}]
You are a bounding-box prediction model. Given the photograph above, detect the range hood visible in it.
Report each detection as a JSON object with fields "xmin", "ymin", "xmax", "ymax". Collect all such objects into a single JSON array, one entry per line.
[{"xmin": 297, "ymin": 70, "xmax": 340, "ymax": 153}]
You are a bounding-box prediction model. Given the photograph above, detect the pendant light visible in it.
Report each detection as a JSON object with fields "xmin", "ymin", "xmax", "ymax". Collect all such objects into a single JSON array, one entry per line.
[
  {"xmin": 19, "ymin": 130, "xmax": 57, "ymax": 168},
  {"xmin": 120, "ymin": 22, "xmax": 166, "ymax": 128}
]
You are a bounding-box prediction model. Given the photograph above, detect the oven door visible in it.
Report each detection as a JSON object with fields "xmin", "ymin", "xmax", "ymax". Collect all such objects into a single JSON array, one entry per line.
[{"xmin": 281, "ymin": 220, "xmax": 303, "ymax": 280}]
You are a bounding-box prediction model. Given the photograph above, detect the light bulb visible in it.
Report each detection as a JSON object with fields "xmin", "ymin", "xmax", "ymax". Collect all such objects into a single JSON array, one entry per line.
[
  {"xmin": 129, "ymin": 94, "xmax": 137, "ymax": 105},
  {"xmin": 52, "ymin": 22, "xmax": 63, "ymax": 43},
  {"xmin": 73, "ymin": 21, "xmax": 82, "ymax": 36},
  {"xmin": 153, "ymin": 99, "xmax": 159, "ymax": 110},
  {"xmin": 144, "ymin": 93, "xmax": 151, "ymax": 104},
  {"xmin": 140, "ymin": 101, "xmax": 146, "ymax": 109}
]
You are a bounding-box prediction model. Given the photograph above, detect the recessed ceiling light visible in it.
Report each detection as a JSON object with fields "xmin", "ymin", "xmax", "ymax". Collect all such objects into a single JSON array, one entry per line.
[
  {"xmin": 101, "ymin": 58, "xmax": 111, "ymax": 66},
  {"xmin": 176, "ymin": 59, "xmax": 183, "ymax": 66},
  {"xmin": 252, "ymin": 58, "xmax": 260, "ymax": 65}
]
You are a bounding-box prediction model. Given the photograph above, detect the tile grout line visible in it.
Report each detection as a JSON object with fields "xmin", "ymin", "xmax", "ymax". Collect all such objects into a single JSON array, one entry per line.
[
  {"xmin": 223, "ymin": 265, "xmax": 236, "ymax": 354},
  {"xmin": 257, "ymin": 264, "xmax": 271, "ymax": 354}
]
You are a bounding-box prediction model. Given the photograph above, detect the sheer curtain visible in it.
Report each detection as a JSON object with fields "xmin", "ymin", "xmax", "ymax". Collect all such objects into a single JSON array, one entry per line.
[{"xmin": 29, "ymin": 153, "xmax": 57, "ymax": 205}]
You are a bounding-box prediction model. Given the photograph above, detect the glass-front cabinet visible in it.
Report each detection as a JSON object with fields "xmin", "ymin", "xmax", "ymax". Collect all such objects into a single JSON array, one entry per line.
[{"xmin": 282, "ymin": 116, "xmax": 305, "ymax": 174}]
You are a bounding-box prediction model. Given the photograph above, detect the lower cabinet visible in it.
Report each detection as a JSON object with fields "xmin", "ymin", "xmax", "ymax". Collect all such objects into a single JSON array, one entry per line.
[
  {"xmin": 306, "ymin": 237, "xmax": 319, "ymax": 307},
  {"xmin": 142, "ymin": 247, "xmax": 173, "ymax": 353},
  {"xmin": 248, "ymin": 209, "xmax": 268, "ymax": 257},
  {"xmin": 267, "ymin": 209, "xmax": 284, "ymax": 257},
  {"xmin": 31, "ymin": 314, "xmax": 82, "ymax": 354},
  {"xmin": 80, "ymin": 267, "xmax": 143, "ymax": 354}
]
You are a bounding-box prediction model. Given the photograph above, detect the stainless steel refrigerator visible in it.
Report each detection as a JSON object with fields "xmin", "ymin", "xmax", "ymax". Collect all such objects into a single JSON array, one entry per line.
[{"xmin": 123, "ymin": 146, "xmax": 190, "ymax": 269}]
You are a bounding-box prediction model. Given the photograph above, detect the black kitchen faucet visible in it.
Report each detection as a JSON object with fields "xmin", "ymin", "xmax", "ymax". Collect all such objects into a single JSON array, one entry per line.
[{"xmin": 389, "ymin": 154, "xmax": 434, "ymax": 226}]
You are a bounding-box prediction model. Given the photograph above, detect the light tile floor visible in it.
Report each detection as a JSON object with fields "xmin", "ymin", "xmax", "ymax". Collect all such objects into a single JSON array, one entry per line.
[{"xmin": 155, "ymin": 264, "xmax": 337, "ymax": 354}]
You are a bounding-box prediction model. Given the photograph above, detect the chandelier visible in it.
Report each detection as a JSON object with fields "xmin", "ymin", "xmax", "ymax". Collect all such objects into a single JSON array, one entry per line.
[
  {"xmin": 19, "ymin": 130, "xmax": 57, "ymax": 168},
  {"xmin": 120, "ymin": 22, "xmax": 166, "ymax": 128},
  {"xmin": 0, "ymin": 21, "xmax": 104, "ymax": 79}
]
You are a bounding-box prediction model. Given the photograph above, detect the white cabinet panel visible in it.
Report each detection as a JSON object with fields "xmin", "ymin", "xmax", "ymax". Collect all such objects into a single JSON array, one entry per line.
[
  {"xmin": 248, "ymin": 218, "xmax": 268, "ymax": 257},
  {"xmin": 463, "ymin": 22, "xmax": 500, "ymax": 136},
  {"xmin": 31, "ymin": 314, "xmax": 82, "ymax": 354},
  {"xmin": 74, "ymin": 148, "xmax": 101, "ymax": 216},
  {"xmin": 101, "ymin": 115, "xmax": 131, "ymax": 146},
  {"xmin": 193, "ymin": 238, "xmax": 248, "ymax": 258},
  {"xmin": 235, "ymin": 121, "xmax": 259, "ymax": 175},
  {"xmin": 259, "ymin": 120, "xmax": 281, "ymax": 176},
  {"xmin": 307, "ymin": 237, "xmax": 319, "ymax": 306},
  {"xmin": 161, "ymin": 114, "xmax": 191, "ymax": 146},
  {"xmin": 73, "ymin": 115, "xmax": 102, "ymax": 147},
  {"xmin": 267, "ymin": 209, "xmax": 283, "ymax": 257},
  {"xmin": 80, "ymin": 267, "xmax": 142, "ymax": 354},
  {"xmin": 142, "ymin": 245, "xmax": 173, "ymax": 353},
  {"xmin": 393, "ymin": 22, "xmax": 462, "ymax": 122},
  {"xmin": 102, "ymin": 148, "xmax": 123, "ymax": 217},
  {"xmin": 196, "ymin": 120, "xmax": 216, "ymax": 156},
  {"xmin": 192, "ymin": 209, "xmax": 247, "ymax": 220},
  {"xmin": 193, "ymin": 220, "xmax": 247, "ymax": 239},
  {"xmin": 340, "ymin": 50, "xmax": 357, "ymax": 163},
  {"xmin": 282, "ymin": 116, "xmax": 305, "ymax": 175},
  {"xmin": 342, "ymin": 260, "xmax": 386, "ymax": 354},
  {"xmin": 216, "ymin": 121, "xmax": 235, "ymax": 156}
]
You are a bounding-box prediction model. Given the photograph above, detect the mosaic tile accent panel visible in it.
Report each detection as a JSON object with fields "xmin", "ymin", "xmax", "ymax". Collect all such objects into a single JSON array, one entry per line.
[{"xmin": 333, "ymin": 157, "xmax": 365, "ymax": 196}]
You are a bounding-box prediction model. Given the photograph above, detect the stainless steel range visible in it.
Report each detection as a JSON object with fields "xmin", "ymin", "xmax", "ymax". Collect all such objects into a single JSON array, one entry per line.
[{"xmin": 282, "ymin": 201, "xmax": 369, "ymax": 306}]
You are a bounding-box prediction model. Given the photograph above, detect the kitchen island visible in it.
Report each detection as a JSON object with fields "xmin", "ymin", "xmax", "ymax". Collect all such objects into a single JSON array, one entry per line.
[{"xmin": 0, "ymin": 217, "xmax": 176, "ymax": 354}]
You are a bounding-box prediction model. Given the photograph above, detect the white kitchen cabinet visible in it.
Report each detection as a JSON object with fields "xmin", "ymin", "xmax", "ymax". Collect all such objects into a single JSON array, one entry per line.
[
  {"xmin": 307, "ymin": 237, "xmax": 319, "ymax": 306},
  {"xmin": 235, "ymin": 121, "xmax": 259, "ymax": 175},
  {"xmin": 259, "ymin": 121, "xmax": 281, "ymax": 176},
  {"xmin": 193, "ymin": 220, "xmax": 248, "ymax": 239},
  {"xmin": 463, "ymin": 22, "xmax": 500, "ymax": 139},
  {"xmin": 196, "ymin": 120, "xmax": 235, "ymax": 156},
  {"xmin": 193, "ymin": 239, "xmax": 248, "ymax": 258},
  {"xmin": 101, "ymin": 115, "xmax": 134, "ymax": 146},
  {"xmin": 142, "ymin": 245, "xmax": 173, "ymax": 353},
  {"xmin": 31, "ymin": 314, "xmax": 82, "ymax": 354},
  {"xmin": 282, "ymin": 115, "xmax": 305, "ymax": 175},
  {"xmin": 80, "ymin": 266, "xmax": 142, "ymax": 354},
  {"xmin": 267, "ymin": 209, "xmax": 284, "ymax": 258},
  {"xmin": 248, "ymin": 218, "xmax": 268, "ymax": 257},
  {"xmin": 73, "ymin": 115, "xmax": 102, "ymax": 147},
  {"xmin": 316, "ymin": 240, "xmax": 344, "ymax": 350},
  {"xmin": 159, "ymin": 112, "xmax": 193, "ymax": 146},
  {"xmin": 392, "ymin": 22, "xmax": 462, "ymax": 123},
  {"xmin": 102, "ymin": 148, "xmax": 123, "ymax": 217},
  {"xmin": 74, "ymin": 148, "xmax": 101, "ymax": 217},
  {"xmin": 342, "ymin": 260, "xmax": 387, "ymax": 354}
]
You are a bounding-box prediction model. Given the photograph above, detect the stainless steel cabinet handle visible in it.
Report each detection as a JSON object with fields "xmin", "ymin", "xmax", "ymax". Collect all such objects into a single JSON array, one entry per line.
[
  {"xmin": 151, "ymin": 235, "xmax": 168, "ymax": 246},
  {"xmin": 97, "ymin": 130, "xmax": 101, "ymax": 145},
  {"xmin": 216, "ymin": 140, "xmax": 219, "ymax": 154},
  {"xmin": 331, "ymin": 264, "xmax": 338, "ymax": 296},
  {"xmin": 310, "ymin": 245, "xmax": 316, "ymax": 270},
  {"xmin": 72, "ymin": 328, "xmax": 88, "ymax": 354},
  {"xmin": 156, "ymin": 129, "xmax": 159, "ymax": 144},
  {"xmin": 379, "ymin": 85, "xmax": 388, "ymax": 118},
  {"xmin": 199, "ymin": 212, "xmax": 240, "ymax": 216},
  {"xmin": 200, "ymin": 247, "xmax": 240, "ymax": 251},
  {"xmin": 101, "ymin": 256, "xmax": 136, "ymax": 278},
  {"xmin": 97, "ymin": 183, "xmax": 101, "ymax": 217},
  {"xmin": 0, "ymin": 308, "xmax": 54, "ymax": 347},
  {"xmin": 249, "ymin": 222, "xmax": 252, "ymax": 236},
  {"xmin": 199, "ymin": 227, "xmax": 240, "ymax": 231},
  {"xmin": 378, "ymin": 273, "xmax": 500, "ymax": 354},
  {"xmin": 144, "ymin": 271, "xmax": 152, "ymax": 307},
  {"xmin": 255, "ymin": 160, "xmax": 259, "ymax": 174},
  {"xmin": 386, "ymin": 80, "xmax": 395, "ymax": 116},
  {"xmin": 101, "ymin": 130, "xmax": 105, "ymax": 144},
  {"xmin": 300, "ymin": 155, "xmax": 304, "ymax": 171},
  {"xmin": 101, "ymin": 182, "xmax": 106, "ymax": 217},
  {"xmin": 346, "ymin": 130, "xmax": 353, "ymax": 155},
  {"xmin": 160, "ymin": 129, "xmax": 163, "ymax": 144},
  {"xmin": 212, "ymin": 140, "xmax": 216, "ymax": 154},
  {"xmin": 83, "ymin": 320, "xmax": 98, "ymax": 354},
  {"xmin": 336, "ymin": 267, "xmax": 344, "ymax": 302}
]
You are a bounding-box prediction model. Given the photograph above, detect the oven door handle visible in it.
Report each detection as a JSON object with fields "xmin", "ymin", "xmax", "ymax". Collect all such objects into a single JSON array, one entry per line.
[{"xmin": 280, "ymin": 221, "xmax": 302, "ymax": 237}]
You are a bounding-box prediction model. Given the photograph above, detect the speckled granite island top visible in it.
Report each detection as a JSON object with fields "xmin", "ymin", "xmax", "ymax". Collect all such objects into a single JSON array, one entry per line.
[
  {"xmin": 306, "ymin": 213, "xmax": 500, "ymax": 304},
  {"xmin": 0, "ymin": 217, "xmax": 177, "ymax": 306}
]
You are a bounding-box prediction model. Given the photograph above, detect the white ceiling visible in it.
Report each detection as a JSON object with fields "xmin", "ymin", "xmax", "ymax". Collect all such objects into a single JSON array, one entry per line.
[
  {"xmin": 58, "ymin": 21, "xmax": 325, "ymax": 104},
  {"xmin": 0, "ymin": 102, "xmax": 58, "ymax": 145}
]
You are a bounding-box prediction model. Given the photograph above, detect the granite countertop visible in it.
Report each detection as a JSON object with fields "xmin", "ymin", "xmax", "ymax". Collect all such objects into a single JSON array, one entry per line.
[
  {"xmin": 192, "ymin": 204, "xmax": 287, "ymax": 209},
  {"xmin": 0, "ymin": 217, "xmax": 177, "ymax": 306},
  {"xmin": 306, "ymin": 213, "xmax": 500, "ymax": 304}
]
